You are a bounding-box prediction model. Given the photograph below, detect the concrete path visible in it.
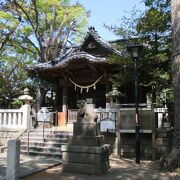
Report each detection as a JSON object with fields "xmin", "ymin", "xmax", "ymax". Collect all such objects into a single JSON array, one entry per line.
[{"xmin": 0, "ymin": 152, "xmax": 61, "ymax": 180}]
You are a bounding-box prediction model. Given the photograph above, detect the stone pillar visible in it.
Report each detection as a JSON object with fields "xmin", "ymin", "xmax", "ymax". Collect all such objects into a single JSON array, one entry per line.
[
  {"xmin": 6, "ymin": 139, "xmax": 20, "ymax": 180},
  {"xmin": 21, "ymin": 104, "xmax": 32, "ymax": 129},
  {"xmin": 62, "ymin": 101, "xmax": 110, "ymax": 175}
]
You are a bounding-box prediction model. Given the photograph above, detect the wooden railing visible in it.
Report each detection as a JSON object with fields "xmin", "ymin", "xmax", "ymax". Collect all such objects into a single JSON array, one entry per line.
[
  {"xmin": 67, "ymin": 108, "xmax": 119, "ymax": 123},
  {"xmin": 67, "ymin": 109, "xmax": 78, "ymax": 124},
  {"xmin": 95, "ymin": 109, "xmax": 119, "ymax": 122},
  {"xmin": 67, "ymin": 107, "xmax": 156, "ymax": 131}
]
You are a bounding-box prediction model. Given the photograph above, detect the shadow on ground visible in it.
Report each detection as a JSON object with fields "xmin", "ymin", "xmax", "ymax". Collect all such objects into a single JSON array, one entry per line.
[{"xmin": 21, "ymin": 155, "xmax": 178, "ymax": 180}]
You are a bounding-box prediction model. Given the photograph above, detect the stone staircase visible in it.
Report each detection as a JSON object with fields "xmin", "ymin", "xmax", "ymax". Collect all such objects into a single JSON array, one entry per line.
[{"xmin": 20, "ymin": 129, "xmax": 73, "ymax": 157}]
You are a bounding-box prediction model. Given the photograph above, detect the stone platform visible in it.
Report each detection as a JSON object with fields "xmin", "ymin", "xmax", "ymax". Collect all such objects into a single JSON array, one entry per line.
[{"xmin": 62, "ymin": 122, "xmax": 110, "ymax": 175}]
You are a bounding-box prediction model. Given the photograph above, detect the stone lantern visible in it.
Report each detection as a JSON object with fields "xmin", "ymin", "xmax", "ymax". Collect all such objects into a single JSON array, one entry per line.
[
  {"xmin": 106, "ymin": 87, "xmax": 122, "ymax": 108},
  {"xmin": 18, "ymin": 88, "xmax": 33, "ymax": 105}
]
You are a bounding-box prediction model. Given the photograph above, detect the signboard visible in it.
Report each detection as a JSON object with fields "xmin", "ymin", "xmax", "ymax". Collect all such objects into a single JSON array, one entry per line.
[
  {"xmin": 100, "ymin": 118, "xmax": 115, "ymax": 133},
  {"xmin": 37, "ymin": 107, "xmax": 52, "ymax": 122}
]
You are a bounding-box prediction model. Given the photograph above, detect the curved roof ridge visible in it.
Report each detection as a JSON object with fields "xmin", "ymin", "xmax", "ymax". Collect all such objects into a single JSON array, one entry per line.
[
  {"xmin": 81, "ymin": 26, "xmax": 122, "ymax": 56},
  {"xmin": 28, "ymin": 50, "xmax": 107, "ymax": 71}
]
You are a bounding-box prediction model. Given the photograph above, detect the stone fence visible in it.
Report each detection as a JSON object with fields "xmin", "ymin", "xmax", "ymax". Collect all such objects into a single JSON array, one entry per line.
[
  {"xmin": 0, "ymin": 104, "xmax": 32, "ymax": 130},
  {"xmin": 0, "ymin": 104, "xmax": 32, "ymax": 146}
]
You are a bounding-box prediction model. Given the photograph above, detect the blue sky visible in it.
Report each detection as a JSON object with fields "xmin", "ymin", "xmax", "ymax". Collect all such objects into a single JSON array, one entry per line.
[{"xmin": 72, "ymin": 0, "xmax": 146, "ymax": 40}]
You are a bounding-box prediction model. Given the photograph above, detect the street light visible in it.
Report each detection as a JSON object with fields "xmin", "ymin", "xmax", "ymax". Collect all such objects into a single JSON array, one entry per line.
[{"xmin": 127, "ymin": 44, "xmax": 143, "ymax": 164}]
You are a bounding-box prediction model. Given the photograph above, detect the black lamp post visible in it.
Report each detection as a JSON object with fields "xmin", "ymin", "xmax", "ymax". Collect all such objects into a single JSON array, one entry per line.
[{"xmin": 127, "ymin": 44, "xmax": 143, "ymax": 164}]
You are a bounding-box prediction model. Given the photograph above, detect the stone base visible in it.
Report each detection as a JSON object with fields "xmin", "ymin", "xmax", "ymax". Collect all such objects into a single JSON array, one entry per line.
[
  {"xmin": 62, "ymin": 119, "xmax": 110, "ymax": 175},
  {"xmin": 73, "ymin": 122, "xmax": 100, "ymax": 136},
  {"xmin": 62, "ymin": 144, "xmax": 110, "ymax": 175},
  {"xmin": 62, "ymin": 162, "xmax": 109, "ymax": 175},
  {"xmin": 68, "ymin": 135, "xmax": 104, "ymax": 146}
]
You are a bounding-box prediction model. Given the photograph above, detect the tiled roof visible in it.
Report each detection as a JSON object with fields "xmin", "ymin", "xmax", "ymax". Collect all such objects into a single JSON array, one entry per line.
[
  {"xmin": 80, "ymin": 26, "xmax": 122, "ymax": 56},
  {"xmin": 27, "ymin": 27, "xmax": 122, "ymax": 72},
  {"xmin": 28, "ymin": 49, "xmax": 106, "ymax": 71}
]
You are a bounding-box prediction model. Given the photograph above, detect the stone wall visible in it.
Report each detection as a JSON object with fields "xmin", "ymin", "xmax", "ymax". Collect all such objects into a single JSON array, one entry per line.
[
  {"xmin": 155, "ymin": 129, "xmax": 173, "ymax": 158},
  {"xmin": 0, "ymin": 129, "xmax": 19, "ymax": 146},
  {"xmin": 103, "ymin": 128, "xmax": 173, "ymax": 160},
  {"xmin": 119, "ymin": 133, "xmax": 153, "ymax": 159}
]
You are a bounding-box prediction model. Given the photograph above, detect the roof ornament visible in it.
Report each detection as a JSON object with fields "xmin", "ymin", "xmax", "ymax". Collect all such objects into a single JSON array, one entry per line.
[
  {"xmin": 88, "ymin": 26, "xmax": 95, "ymax": 31},
  {"xmin": 88, "ymin": 26, "xmax": 98, "ymax": 35},
  {"xmin": 68, "ymin": 74, "xmax": 104, "ymax": 93}
]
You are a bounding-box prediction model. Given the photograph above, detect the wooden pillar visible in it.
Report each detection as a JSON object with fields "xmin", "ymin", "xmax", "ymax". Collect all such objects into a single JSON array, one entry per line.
[
  {"xmin": 62, "ymin": 81, "xmax": 67, "ymax": 113},
  {"xmin": 105, "ymin": 76, "xmax": 111, "ymax": 109},
  {"xmin": 55, "ymin": 83, "xmax": 61, "ymax": 108},
  {"xmin": 56, "ymin": 79, "xmax": 68, "ymax": 126}
]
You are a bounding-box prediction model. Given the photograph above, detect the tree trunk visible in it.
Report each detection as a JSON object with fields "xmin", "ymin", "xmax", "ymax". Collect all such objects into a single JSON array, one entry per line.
[
  {"xmin": 36, "ymin": 87, "xmax": 46, "ymax": 111},
  {"xmin": 165, "ymin": 0, "xmax": 180, "ymax": 170},
  {"xmin": 36, "ymin": 79, "xmax": 49, "ymax": 111}
]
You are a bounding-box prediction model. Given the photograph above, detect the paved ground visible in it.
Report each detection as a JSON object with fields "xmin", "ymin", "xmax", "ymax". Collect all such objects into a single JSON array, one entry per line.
[
  {"xmin": 21, "ymin": 155, "xmax": 179, "ymax": 180},
  {"xmin": 0, "ymin": 152, "xmax": 179, "ymax": 180},
  {"xmin": 0, "ymin": 152, "xmax": 61, "ymax": 180}
]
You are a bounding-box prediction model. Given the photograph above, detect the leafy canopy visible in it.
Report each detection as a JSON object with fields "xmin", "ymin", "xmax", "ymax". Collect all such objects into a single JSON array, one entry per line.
[
  {"xmin": 105, "ymin": 0, "xmax": 172, "ymax": 104},
  {"xmin": 0, "ymin": 0, "xmax": 88, "ymax": 62},
  {"xmin": 0, "ymin": 0, "xmax": 88, "ymax": 108}
]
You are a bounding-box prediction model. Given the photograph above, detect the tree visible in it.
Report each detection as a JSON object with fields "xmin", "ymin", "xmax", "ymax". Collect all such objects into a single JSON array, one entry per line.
[
  {"xmin": 0, "ymin": 50, "xmax": 31, "ymax": 108},
  {"xmin": 105, "ymin": 0, "xmax": 172, "ymax": 105},
  {"xmin": 0, "ymin": 0, "xmax": 87, "ymax": 108},
  {"xmin": 165, "ymin": 0, "xmax": 180, "ymax": 170}
]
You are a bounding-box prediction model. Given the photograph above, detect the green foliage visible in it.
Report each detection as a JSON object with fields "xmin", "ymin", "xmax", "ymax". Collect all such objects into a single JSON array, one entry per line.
[
  {"xmin": 105, "ymin": 0, "xmax": 172, "ymax": 104},
  {"xmin": 0, "ymin": 51, "xmax": 31, "ymax": 108},
  {"xmin": 11, "ymin": 98, "xmax": 23, "ymax": 109},
  {"xmin": 0, "ymin": 0, "xmax": 88, "ymax": 108},
  {"xmin": 107, "ymin": 54, "xmax": 134, "ymax": 88},
  {"xmin": 0, "ymin": 0, "xmax": 87, "ymax": 62},
  {"xmin": 175, "ymin": 168, "xmax": 180, "ymax": 176}
]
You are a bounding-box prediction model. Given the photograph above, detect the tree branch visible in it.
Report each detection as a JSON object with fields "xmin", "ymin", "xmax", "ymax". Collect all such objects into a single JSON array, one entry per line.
[
  {"xmin": 13, "ymin": 0, "xmax": 44, "ymax": 62},
  {"xmin": 24, "ymin": 36, "xmax": 40, "ymax": 54},
  {"xmin": 6, "ymin": 41, "xmax": 39, "ymax": 58},
  {"xmin": 13, "ymin": 0, "xmax": 35, "ymax": 31},
  {"xmin": 32, "ymin": 0, "xmax": 39, "ymax": 33},
  {"xmin": 0, "ymin": 25, "xmax": 18, "ymax": 53}
]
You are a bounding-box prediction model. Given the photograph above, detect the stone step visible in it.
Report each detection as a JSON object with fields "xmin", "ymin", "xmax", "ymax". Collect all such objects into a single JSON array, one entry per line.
[
  {"xmin": 20, "ymin": 137, "xmax": 69, "ymax": 143},
  {"xmin": 27, "ymin": 129, "xmax": 72, "ymax": 134},
  {"xmin": 22, "ymin": 132, "xmax": 72, "ymax": 138},
  {"xmin": 21, "ymin": 145, "xmax": 62, "ymax": 153},
  {"xmin": 20, "ymin": 149, "xmax": 62, "ymax": 157},
  {"xmin": 20, "ymin": 141, "xmax": 65, "ymax": 148},
  {"xmin": 19, "ymin": 129, "xmax": 71, "ymax": 158}
]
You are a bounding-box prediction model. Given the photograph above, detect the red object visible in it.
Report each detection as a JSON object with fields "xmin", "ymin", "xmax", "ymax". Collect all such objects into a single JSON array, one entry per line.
[{"xmin": 58, "ymin": 112, "xmax": 66, "ymax": 126}]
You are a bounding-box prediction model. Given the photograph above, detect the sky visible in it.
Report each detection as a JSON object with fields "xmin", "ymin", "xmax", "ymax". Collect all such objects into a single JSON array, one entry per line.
[{"xmin": 71, "ymin": 0, "xmax": 146, "ymax": 40}]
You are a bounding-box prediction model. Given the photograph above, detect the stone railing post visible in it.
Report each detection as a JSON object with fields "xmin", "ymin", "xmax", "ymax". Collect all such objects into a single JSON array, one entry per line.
[
  {"xmin": 6, "ymin": 139, "xmax": 20, "ymax": 180},
  {"xmin": 21, "ymin": 104, "xmax": 32, "ymax": 129}
]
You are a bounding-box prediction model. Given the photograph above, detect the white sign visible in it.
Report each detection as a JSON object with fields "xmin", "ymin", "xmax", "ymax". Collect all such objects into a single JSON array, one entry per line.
[
  {"xmin": 100, "ymin": 118, "xmax": 115, "ymax": 132},
  {"xmin": 37, "ymin": 107, "xmax": 52, "ymax": 122}
]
